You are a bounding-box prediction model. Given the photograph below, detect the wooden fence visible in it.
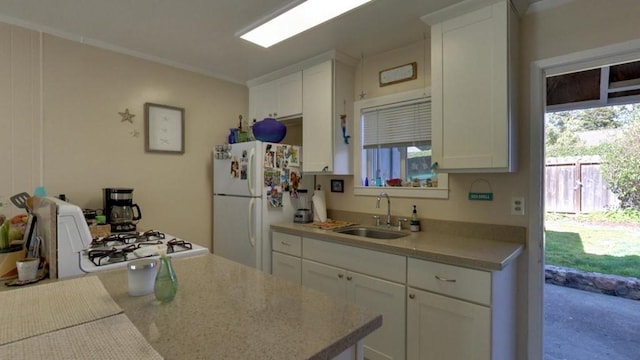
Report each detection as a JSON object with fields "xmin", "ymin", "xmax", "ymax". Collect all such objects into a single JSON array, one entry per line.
[{"xmin": 545, "ymin": 156, "xmax": 620, "ymax": 214}]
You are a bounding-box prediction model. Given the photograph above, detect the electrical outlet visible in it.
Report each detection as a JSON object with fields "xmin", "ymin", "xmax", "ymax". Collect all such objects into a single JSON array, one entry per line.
[{"xmin": 511, "ymin": 197, "xmax": 525, "ymax": 216}]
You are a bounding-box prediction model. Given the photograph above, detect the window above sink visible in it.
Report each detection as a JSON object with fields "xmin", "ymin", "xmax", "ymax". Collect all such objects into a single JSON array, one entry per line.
[{"xmin": 353, "ymin": 88, "xmax": 449, "ymax": 199}]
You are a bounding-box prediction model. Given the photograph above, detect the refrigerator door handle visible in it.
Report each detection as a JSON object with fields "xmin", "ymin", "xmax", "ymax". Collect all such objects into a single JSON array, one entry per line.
[
  {"xmin": 248, "ymin": 148, "xmax": 256, "ymax": 196},
  {"xmin": 248, "ymin": 198, "xmax": 256, "ymax": 248}
]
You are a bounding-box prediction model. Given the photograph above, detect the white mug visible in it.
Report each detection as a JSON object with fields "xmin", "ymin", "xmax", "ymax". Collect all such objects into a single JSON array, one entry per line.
[{"xmin": 16, "ymin": 258, "xmax": 39, "ymax": 281}]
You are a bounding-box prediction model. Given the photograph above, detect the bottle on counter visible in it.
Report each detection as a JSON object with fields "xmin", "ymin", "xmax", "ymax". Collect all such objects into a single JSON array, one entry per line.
[
  {"xmin": 154, "ymin": 247, "xmax": 178, "ymax": 302},
  {"xmin": 249, "ymin": 119, "xmax": 256, "ymax": 141},
  {"xmin": 410, "ymin": 205, "xmax": 420, "ymax": 232},
  {"xmin": 228, "ymin": 128, "xmax": 236, "ymax": 144}
]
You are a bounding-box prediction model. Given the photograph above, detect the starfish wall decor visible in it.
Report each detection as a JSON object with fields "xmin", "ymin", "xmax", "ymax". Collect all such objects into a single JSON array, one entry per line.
[{"xmin": 119, "ymin": 108, "xmax": 135, "ymax": 123}]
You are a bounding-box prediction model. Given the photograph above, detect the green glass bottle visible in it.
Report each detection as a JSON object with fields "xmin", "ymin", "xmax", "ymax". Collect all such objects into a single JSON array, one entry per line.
[{"xmin": 154, "ymin": 254, "xmax": 178, "ymax": 302}]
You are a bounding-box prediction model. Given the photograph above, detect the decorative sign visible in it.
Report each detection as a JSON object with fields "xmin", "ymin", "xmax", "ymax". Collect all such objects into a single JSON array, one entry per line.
[
  {"xmin": 468, "ymin": 178, "xmax": 493, "ymax": 201},
  {"xmin": 468, "ymin": 192, "xmax": 494, "ymax": 201},
  {"xmin": 379, "ymin": 62, "xmax": 417, "ymax": 87}
]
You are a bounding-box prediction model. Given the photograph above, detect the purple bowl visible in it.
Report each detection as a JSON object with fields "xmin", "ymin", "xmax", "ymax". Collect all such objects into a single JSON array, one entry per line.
[{"xmin": 252, "ymin": 118, "xmax": 287, "ymax": 143}]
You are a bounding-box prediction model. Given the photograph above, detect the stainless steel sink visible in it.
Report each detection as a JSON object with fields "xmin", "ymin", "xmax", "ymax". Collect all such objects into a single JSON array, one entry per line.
[{"xmin": 333, "ymin": 226, "xmax": 408, "ymax": 240}]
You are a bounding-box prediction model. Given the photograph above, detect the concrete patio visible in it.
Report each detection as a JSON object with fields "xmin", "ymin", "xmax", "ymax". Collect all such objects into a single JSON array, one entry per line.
[{"xmin": 544, "ymin": 283, "xmax": 640, "ymax": 359}]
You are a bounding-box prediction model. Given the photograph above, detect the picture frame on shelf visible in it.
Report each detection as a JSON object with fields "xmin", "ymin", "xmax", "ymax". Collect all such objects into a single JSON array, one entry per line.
[
  {"xmin": 379, "ymin": 62, "xmax": 417, "ymax": 87},
  {"xmin": 145, "ymin": 103, "xmax": 185, "ymax": 154},
  {"xmin": 330, "ymin": 179, "xmax": 344, "ymax": 193}
]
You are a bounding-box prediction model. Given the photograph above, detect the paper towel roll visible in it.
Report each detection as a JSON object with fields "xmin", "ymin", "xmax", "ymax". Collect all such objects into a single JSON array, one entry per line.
[{"xmin": 312, "ymin": 190, "xmax": 327, "ymax": 222}]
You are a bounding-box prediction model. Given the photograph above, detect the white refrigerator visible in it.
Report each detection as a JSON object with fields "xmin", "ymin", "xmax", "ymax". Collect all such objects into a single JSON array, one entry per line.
[{"xmin": 213, "ymin": 141, "xmax": 305, "ymax": 273}]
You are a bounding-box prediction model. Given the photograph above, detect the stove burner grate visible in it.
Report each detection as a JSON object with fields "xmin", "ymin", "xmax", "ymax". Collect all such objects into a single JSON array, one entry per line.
[
  {"xmin": 88, "ymin": 244, "xmax": 137, "ymax": 266},
  {"xmin": 85, "ymin": 232, "xmax": 195, "ymax": 267},
  {"xmin": 90, "ymin": 230, "xmax": 166, "ymax": 248},
  {"xmin": 166, "ymin": 238, "xmax": 193, "ymax": 253}
]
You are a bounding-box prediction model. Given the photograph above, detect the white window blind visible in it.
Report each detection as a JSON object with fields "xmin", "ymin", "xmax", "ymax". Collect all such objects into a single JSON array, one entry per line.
[{"xmin": 362, "ymin": 98, "xmax": 431, "ymax": 149}]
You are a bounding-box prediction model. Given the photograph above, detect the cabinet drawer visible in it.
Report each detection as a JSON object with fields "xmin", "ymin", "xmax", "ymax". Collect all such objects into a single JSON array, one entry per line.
[
  {"xmin": 407, "ymin": 258, "xmax": 491, "ymax": 305},
  {"xmin": 303, "ymin": 237, "xmax": 406, "ymax": 283},
  {"xmin": 272, "ymin": 232, "xmax": 302, "ymax": 256}
]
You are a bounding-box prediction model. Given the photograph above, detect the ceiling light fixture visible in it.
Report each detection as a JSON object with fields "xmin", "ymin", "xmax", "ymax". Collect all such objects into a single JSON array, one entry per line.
[{"xmin": 239, "ymin": 0, "xmax": 373, "ymax": 48}]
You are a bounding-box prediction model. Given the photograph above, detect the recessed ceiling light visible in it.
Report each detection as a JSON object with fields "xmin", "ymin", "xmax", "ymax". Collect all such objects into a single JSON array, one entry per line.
[{"xmin": 240, "ymin": 0, "xmax": 373, "ymax": 48}]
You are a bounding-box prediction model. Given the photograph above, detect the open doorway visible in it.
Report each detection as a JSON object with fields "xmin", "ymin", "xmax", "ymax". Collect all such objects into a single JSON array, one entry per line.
[
  {"xmin": 530, "ymin": 46, "xmax": 640, "ymax": 360},
  {"xmin": 543, "ymin": 101, "xmax": 640, "ymax": 359}
]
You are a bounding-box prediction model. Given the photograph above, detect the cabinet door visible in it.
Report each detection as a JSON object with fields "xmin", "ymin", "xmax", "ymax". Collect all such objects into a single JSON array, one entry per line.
[
  {"xmin": 347, "ymin": 271, "xmax": 406, "ymax": 360},
  {"xmin": 302, "ymin": 60, "xmax": 333, "ymax": 172},
  {"xmin": 272, "ymin": 252, "xmax": 301, "ymax": 284},
  {"xmin": 302, "ymin": 259, "xmax": 346, "ymax": 299},
  {"xmin": 249, "ymin": 81, "xmax": 277, "ymax": 121},
  {"xmin": 431, "ymin": 1, "xmax": 512, "ymax": 171},
  {"xmin": 407, "ymin": 287, "xmax": 491, "ymax": 360},
  {"xmin": 276, "ymin": 71, "xmax": 302, "ymax": 118}
]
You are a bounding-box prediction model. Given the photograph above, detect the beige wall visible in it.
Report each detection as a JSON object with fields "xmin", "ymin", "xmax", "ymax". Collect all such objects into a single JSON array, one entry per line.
[
  {"xmin": 323, "ymin": 1, "xmax": 640, "ymax": 358},
  {"xmin": 0, "ymin": 24, "xmax": 42, "ymax": 216},
  {"xmin": 517, "ymin": 1, "xmax": 640, "ymax": 356},
  {"xmin": 42, "ymin": 35, "xmax": 247, "ymax": 249},
  {"xmin": 0, "ymin": 23, "xmax": 248, "ymax": 249},
  {"xmin": 330, "ymin": 0, "xmax": 640, "ymax": 228},
  {"xmin": 4, "ymin": 0, "xmax": 640, "ymax": 356},
  {"xmin": 324, "ymin": 38, "xmax": 528, "ymax": 228}
]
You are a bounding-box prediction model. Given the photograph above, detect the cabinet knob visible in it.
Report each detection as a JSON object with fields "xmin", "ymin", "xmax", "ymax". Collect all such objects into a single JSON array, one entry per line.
[
  {"xmin": 281, "ymin": 241, "xmax": 290, "ymax": 246},
  {"xmin": 409, "ymin": 293, "xmax": 415, "ymax": 299},
  {"xmin": 346, "ymin": 276, "xmax": 352, "ymax": 281},
  {"xmin": 338, "ymin": 273, "xmax": 344, "ymax": 279},
  {"xmin": 273, "ymin": 112, "xmax": 278, "ymax": 117}
]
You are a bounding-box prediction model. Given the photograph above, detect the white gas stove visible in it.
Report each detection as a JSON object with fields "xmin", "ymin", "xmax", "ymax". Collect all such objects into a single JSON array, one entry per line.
[
  {"xmin": 34, "ymin": 196, "xmax": 208, "ymax": 279},
  {"xmin": 80, "ymin": 230, "xmax": 208, "ymax": 274}
]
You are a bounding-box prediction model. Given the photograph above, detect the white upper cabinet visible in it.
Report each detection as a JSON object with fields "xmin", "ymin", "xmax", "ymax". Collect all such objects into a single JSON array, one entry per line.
[
  {"xmin": 248, "ymin": 51, "xmax": 354, "ymax": 174},
  {"xmin": 302, "ymin": 59, "xmax": 354, "ymax": 174},
  {"xmin": 424, "ymin": 0, "xmax": 518, "ymax": 172},
  {"xmin": 276, "ymin": 72, "xmax": 303, "ymax": 119},
  {"xmin": 249, "ymin": 71, "xmax": 302, "ymax": 121}
]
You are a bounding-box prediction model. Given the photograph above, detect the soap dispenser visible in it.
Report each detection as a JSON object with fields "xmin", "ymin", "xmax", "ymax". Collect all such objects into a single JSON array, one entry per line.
[{"xmin": 410, "ymin": 205, "xmax": 420, "ymax": 232}]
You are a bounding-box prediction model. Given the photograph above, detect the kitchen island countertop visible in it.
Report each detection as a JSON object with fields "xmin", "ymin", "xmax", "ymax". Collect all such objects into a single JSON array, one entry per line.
[
  {"xmin": 271, "ymin": 222, "xmax": 524, "ymax": 271},
  {"xmin": 97, "ymin": 254, "xmax": 381, "ymax": 359}
]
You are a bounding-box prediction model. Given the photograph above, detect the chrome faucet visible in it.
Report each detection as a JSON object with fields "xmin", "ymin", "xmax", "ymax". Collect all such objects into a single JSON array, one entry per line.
[{"xmin": 376, "ymin": 192, "xmax": 391, "ymax": 227}]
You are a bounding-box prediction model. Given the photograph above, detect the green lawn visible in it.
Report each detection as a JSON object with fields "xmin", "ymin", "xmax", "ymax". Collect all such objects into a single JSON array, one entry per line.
[{"xmin": 545, "ymin": 222, "xmax": 640, "ymax": 278}]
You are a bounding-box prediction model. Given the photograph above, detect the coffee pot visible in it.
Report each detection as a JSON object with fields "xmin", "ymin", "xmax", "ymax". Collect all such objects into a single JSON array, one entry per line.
[{"xmin": 103, "ymin": 188, "xmax": 142, "ymax": 232}]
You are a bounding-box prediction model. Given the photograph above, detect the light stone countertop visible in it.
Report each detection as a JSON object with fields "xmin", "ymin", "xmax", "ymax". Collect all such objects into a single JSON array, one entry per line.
[
  {"xmin": 97, "ymin": 254, "xmax": 382, "ymax": 360},
  {"xmin": 271, "ymin": 222, "xmax": 524, "ymax": 271}
]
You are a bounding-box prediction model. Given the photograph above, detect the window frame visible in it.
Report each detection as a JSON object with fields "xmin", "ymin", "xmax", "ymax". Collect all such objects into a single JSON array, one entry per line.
[{"xmin": 353, "ymin": 88, "xmax": 449, "ymax": 199}]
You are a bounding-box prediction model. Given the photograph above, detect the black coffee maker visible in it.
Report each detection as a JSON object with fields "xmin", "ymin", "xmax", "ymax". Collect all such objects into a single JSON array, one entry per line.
[{"xmin": 103, "ymin": 188, "xmax": 142, "ymax": 232}]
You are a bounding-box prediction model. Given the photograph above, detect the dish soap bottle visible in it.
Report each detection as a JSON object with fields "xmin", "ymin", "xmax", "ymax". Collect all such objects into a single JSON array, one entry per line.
[
  {"xmin": 410, "ymin": 205, "xmax": 420, "ymax": 232},
  {"xmin": 154, "ymin": 246, "xmax": 178, "ymax": 302}
]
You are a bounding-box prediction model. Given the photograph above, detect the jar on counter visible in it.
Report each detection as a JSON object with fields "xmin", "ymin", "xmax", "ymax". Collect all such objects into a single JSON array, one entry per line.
[{"xmin": 128, "ymin": 259, "xmax": 158, "ymax": 296}]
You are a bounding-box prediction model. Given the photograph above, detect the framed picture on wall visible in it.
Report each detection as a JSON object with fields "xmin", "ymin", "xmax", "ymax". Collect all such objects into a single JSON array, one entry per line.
[{"xmin": 145, "ymin": 102, "xmax": 185, "ymax": 154}]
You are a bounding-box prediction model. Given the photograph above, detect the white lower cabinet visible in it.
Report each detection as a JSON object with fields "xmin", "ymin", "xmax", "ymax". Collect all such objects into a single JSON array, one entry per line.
[
  {"xmin": 407, "ymin": 287, "xmax": 490, "ymax": 359},
  {"xmin": 407, "ymin": 258, "xmax": 516, "ymax": 360},
  {"xmin": 272, "ymin": 252, "xmax": 301, "ymax": 284},
  {"xmin": 302, "ymin": 259, "xmax": 406, "ymax": 360},
  {"xmin": 302, "ymin": 238, "xmax": 406, "ymax": 360},
  {"xmin": 271, "ymin": 231, "xmax": 517, "ymax": 360},
  {"xmin": 271, "ymin": 232, "xmax": 302, "ymax": 284}
]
